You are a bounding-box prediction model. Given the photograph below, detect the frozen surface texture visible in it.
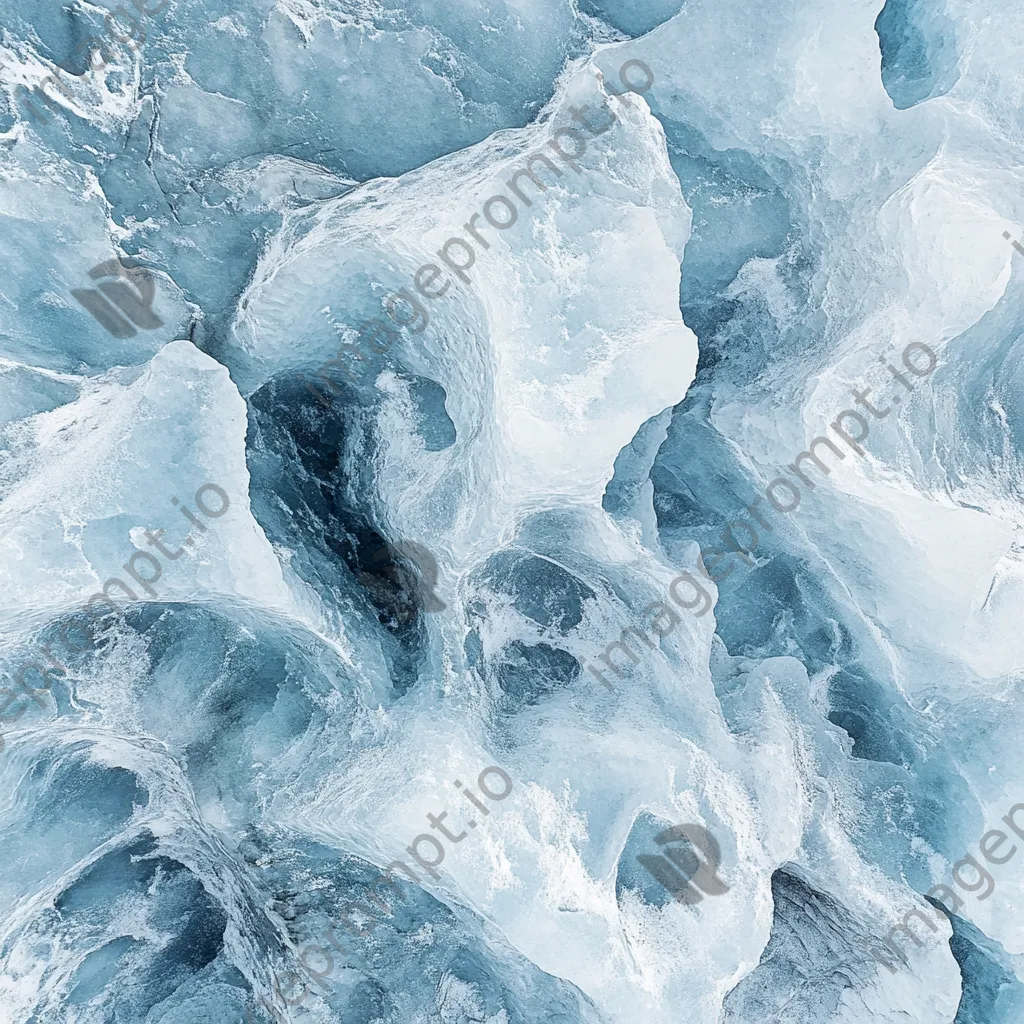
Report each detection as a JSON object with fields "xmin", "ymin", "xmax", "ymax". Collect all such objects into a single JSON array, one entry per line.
[{"xmin": 1, "ymin": 0, "xmax": 1023, "ymax": 1022}]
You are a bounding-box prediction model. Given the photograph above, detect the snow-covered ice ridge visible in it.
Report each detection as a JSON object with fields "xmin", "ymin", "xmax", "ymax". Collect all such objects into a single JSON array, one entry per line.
[{"xmin": 1, "ymin": 1, "xmax": 1023, "ymax": 1022}]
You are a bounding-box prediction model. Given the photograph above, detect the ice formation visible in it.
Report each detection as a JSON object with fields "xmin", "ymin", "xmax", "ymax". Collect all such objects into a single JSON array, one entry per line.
[{"xmin": 1, "ymin": 0, "xmax": 1023, "ymax": 1021}]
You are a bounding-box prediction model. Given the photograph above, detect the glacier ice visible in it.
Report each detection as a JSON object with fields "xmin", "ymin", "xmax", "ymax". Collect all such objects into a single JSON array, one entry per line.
[{"xmin": 2, "ymin": 0, "xmax": 1024, "ymax": 1022}]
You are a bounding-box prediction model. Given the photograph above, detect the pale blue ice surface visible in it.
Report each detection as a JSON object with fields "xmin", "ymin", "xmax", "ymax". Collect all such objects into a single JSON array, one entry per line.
[{"xmin": 1, "ymin": 0, "xmax": 1024, "ymax": 1022}]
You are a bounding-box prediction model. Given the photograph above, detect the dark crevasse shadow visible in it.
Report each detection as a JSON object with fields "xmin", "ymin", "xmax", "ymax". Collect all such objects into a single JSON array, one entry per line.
[
  {"xmin": 576, "ymin": 0, "xmax": 683, "ymax": 37},
  {"xmin": 722, "ymin": 868, "xmax": 899, "ymax": 1022},
  {"xmin": 238, "ymin": 830, "xmax": 606, "ymax": 1024},
  {"xmin": 463, "ymin": 545, "xmax": 595, "ymax": 713},
  {"xmin": 605, "ymin": 383, "xmax": 921, "ymax": 769},
  {"xmin": 245, "ymin": 371, "xmax": 456, "ymax": 694},
  {"xmin": 934, "ymin": 900, "xmax": 1024, "ymax": 1024},
  {"xmin": 601, "ymin": 106, "xmax": 923, "ymax": 769},
  {"xmin": 874, "ymin": 0, "xmax": 962, "ymax": 110}
]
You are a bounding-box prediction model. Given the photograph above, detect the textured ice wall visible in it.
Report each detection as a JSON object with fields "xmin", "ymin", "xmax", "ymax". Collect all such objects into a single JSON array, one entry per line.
[{"xmin": 1, "ymin": 0, "xmax": 1024, "ymax": 1022}]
